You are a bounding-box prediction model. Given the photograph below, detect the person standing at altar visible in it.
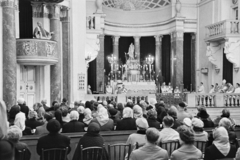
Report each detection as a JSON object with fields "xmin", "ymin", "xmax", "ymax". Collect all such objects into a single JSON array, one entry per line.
[
  {"xmin": 219, "ymin": 79, "xmax": 228, "ymax": 93},
  {"xmin": 214, "ymin": 83, "xmax": 220, "ymax": 93},
  {"xmin": 198, "ymin": 82, "xmax": 205, "ymax": 93},
  {"xmin": 156, "ymin": 70, "xmax": 164, "ymax": 93},
  {"xmin": 167, "ymin": 83, "xmax": 173, "ymax": 93},
  {"xmin": 226, "ymin": 83, "xmax": 235, "ymax": 93},
  {"xmin": 161, "ymin": 82, "xmax": 168, "ymax": 94}
]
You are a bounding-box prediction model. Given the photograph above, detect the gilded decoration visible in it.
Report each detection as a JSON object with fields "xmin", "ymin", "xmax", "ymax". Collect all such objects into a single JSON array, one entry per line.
[{"xmin": 103, "ymin": 0, "xmax": 171, "ymax": 11}]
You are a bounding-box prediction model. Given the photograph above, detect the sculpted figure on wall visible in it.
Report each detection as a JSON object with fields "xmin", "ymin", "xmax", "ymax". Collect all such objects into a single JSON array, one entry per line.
[
  {"xmin": 33, "ymin": 22, "xmax": 54, "ymax": 40},
  {"xmin": 224, "ymin": 40, "xmax": 240, "ymax": 68},
  {"xmin": 85, "ymin": 35, "xmax": 100, "ymax": 63},
  {"xmin": 206, "ymin": 43, "xmax": 221, "ymax": 68}
]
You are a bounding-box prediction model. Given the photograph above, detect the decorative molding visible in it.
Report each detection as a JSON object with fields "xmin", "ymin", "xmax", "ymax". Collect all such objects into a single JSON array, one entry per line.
[
  {"xmin": 224, "ymin": 40, "xmax": 240, "ymax": 68},
  {"xmin": 171, "ymin": 30, "xmax": 184, "ymax": 41},
  {"xmin": 48, "ymin": 4, "xmax": 61, "ymax": 20},
  {"xmin": 112, "ymin": 36, "xmax": 120, "ymax": 45},
  {"xmin": 85, "ymin": 35, "xmax": 100, "ymax": 64},
  {"xmin": 154, "ymin": 35, "xmax": 163, "ymax": 45},
  {"xmin": 60, "ymin": 6, "xmax": 70, "ymax": 22},
  {"xmin": 1, "ymin": 0, "xmax": 15, "ymax": 8},
  {"xmin": 206, "ymin": 42, "xmax": 221, "ymax": 69}
]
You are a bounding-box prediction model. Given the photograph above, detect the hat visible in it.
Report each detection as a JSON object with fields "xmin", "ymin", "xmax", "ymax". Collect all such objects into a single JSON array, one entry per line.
[
  {"xmin": 183, "ymin": 118, "xmax": 192, "ymax": 127},
  {"xmin": 47, "ymin": 119, "xmax": 61, "ymax": 133},
  {"xmin": 108, "ymin": 108, "xmax": 118, "ymax": 116},
  {"xmin": 192, "ymin": 118, "xmax": 204, "ymax": 128},
  {"xmin": 179, "ymin": 102, "xmax": 186, "ymax": 108},
  {"xmin": 136, "ymin": 118, "xmax": 149, "ymax": 129},
  {"xmin": 88, "ymin": 122, "xmax": 100, "ymax": 134}
]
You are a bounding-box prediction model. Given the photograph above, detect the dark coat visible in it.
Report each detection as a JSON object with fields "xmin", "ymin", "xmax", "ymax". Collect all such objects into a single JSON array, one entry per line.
[
  {"xmin": 147, "ymin": 118, "xmax": 161, "ymax": 129},
  {"xmin": 36, "ymin": 133, "xmax": 71, "ymax": 160},
  {"xmin": 116, "ymin": 118, "xmax": 137, "ymax": 130},
  {"xmin": 0, "ymin": 140, "xmax": 15, "ymax": 160},
  {"xmin": 62, "ymin": 120, "xmax": 85, "ymax": 133},
  {"xmin": 14, "ymin": 142, "xmax": 31, "ymax": 160},
  {"xmin": 171, "ymin": 119, "xmax": 182, "ymax": 129},
  {"xmin": 91, "ymin": 118, "xmax": 114, "ymax": 131},
  {"xmin": 204, "ymin": 144, "xmax": 237, "ymax": 160},
  {"xmin": 72, "ymin": 132, "xmax": 106, "ymax": 160},
  {"xmin": 25, "ymin": 118, "xmax": 44, "ymax": 129},
  {"xmin": 19, "ymin": 104, "xmax": 29, "ymax": 119}
]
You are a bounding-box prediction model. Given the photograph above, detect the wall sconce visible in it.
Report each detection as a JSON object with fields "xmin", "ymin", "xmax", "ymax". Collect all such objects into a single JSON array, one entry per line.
[
  {"xmin": 201, "ymin": 68, "xmax": 208, "ymax": 74},
  {"xmin": 215, "ymin": 68, "xmax": 220, "ymax": 74},
  {"xmin": 234, "ymin": 67, "xmax": 239, "ymax": 72}
]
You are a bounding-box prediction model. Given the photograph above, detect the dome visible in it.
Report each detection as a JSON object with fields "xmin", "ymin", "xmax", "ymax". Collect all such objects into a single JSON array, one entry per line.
[{"xmin": 103, "ymin": 0, "xmax": 171, "ymax": 11}]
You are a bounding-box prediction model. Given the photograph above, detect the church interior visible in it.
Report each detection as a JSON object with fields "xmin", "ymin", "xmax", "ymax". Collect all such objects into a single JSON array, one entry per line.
[{"xmin": 1, "ymin": 0, "xmax": 240, "ymax": 159}]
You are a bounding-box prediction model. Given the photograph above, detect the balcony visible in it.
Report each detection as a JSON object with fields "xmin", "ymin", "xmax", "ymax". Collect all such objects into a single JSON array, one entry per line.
[
  {"xmin": 16, "ymin": 39, "xmax": 58, "ymax": 65},
  {"xmin": 86, "ymin": 14, "xmax": 105, "ymax": 34},
  {"xmin": 205, "ymin": 20, "xmax": 240, "ymax": 42}
]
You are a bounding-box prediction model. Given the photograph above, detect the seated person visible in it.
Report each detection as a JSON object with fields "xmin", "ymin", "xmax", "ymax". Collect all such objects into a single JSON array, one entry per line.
[
  {"xmin": 91, "ymin": 105, "xmax": 114, "ymax": 131},
  {"xmin": 177, "ymin": 102, "xmax": 192, "ymax": 122},
  {"xmin": 204, "ymin": 127, "xmax": 237, "ymax": 160},
  {"xmin": 35, "ymin": 112, "xmax": 53, "ymax": 135},
  {"xmin": 191, "ymin": 118, "xmax": 208, "ymax": 141},
  {"xmin": 133, "ymin": 105, "xmax": 143, "ymax": 119},
  {"xmin": 25, "ymin": 111, "xmax": 44, "ymax": 130},
  {"xmin": 196, "ymin": 106, "xmax": 214, "ymax": 128},
  {"xmin": 126, "ymin": 117, "xmax": 149, "ymax": 148},
  {"xmin": 214, "ymin": 108, "xmax": 235, "ymax": 127},
  {"xmin": 167, "ymin": 106, "xmax": 182, "ymax": 129},
  {"xmin": 171, "ymin": 125, "xmax": 202, "ymax": 160},
  {"xmin": 14, "ymin": 112, "xmax": 32, "ymax": 135},
  {"xmin": 116, "ymin": 107, "xmax": 136, "ymax": 130},
  {"xmin": 236, "ymin": 148, "xmax": 240, "ymax": 160},
  {"xmin": 130, "ymin": 128, "xmax": 169, "ymax": 160},
  {"xmin": 147, "ymin": 109, "xmax": 161, "ymax": 129},
  {"xmin": 62, "ymin": 111, "xmax": 85, "ymax": 133},
  {"xmin": 7, "ymin": 126, "xmax": 31, "ymax": 160},
  {"xmin": 159, "ymin": 116, "xmax": 179, "ymax": 143},
  {"xmin": 36, "ymin": 119, "xmax": 71, "ymax": 160},
  {"xmin": 72, "ymin": 122, "xmax": 106, "ymax": 160},
  {"xmin": 83, "ymin": 108, "xmax": 93, "ymax": 127},
  {"xmin": 8, "ymin": 105, "xmax": 21, "ymax": 125}
]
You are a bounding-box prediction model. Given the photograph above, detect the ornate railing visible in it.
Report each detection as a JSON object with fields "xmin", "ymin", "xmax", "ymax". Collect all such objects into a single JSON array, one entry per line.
[
  {"xmin": 195, "ymin": 94, "xmax": 216, "ymax": 107},
  {"xmin": 125, "ymin": 94, "xmax": 148, "ymax": 104},
  {"xmin": 224, "ymin": 94, "xmax": 240, "ymax": 107},
  {"xmin": 205, "ymin": 20, "xmax": 240, "ymax": 41},
  {"xmin": 94, "ymin": 94, "xmax": 118, "ymax": 102},
  {"xmin": 86, "ymin": 14, "xmax": 105, "ymax": 31},
  {"xmin": 16, "ymin": 39, "xmax": 58, "ymax": 65},
  {"xmin": 156, "ymin": 93, "xmax": 186, "ymax": 106}
]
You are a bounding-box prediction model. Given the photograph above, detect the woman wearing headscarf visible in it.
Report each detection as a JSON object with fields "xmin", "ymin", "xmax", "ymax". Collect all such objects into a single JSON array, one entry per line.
[
  {"xmin": 204, "ymin": 126, "xmax": 237, "ymax": 160},
  {"xmin": 133, "ymin": 105, "xmax": 143, "ymax": 119},
  {"xmin": 116, "ymin": 107, "xmax": 137, "ymax": 130},
  {"xmin": 91, "ymin": 105, "xmax": 114, "ymax": 131},
  {"xmin": 25, "ymin": 110, "xmax": 44, "ymax": 130},
  {"xmin": 0, "ymin": 100, "xmax": 15, "ymax": 160},
  {"xmin": 77, "ymin": 106, "xmax": 85, "ymax": 122},
  {"xmin": 192, "ymin": 118, "xmax": 208, "ymax": 141},
  {"xmin": 14, "ymin": 111, "xmax": 32, "ymax": 135},
  {"xmin": 83, "ymin": 108, "xmax": 93, "ymax": 126},
  {"xmin": 196, "ymin": 106, "xmax": 214, "ymax": 128},
  {"xmin": 72, "ymin": 122, "xmax": 105, "ymax": 160}
]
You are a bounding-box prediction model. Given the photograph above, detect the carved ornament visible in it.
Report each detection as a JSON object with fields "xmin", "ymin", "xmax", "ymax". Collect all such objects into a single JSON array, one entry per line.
[{"xmin": 224, "ymin": 40, "xmax": 240, "ymax": 68}]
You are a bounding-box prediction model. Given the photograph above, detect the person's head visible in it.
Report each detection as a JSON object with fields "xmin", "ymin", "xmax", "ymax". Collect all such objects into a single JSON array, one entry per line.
[
  {"xmin": 162, "ymin": 116, "xmax": 174, "ymax": 128},
  {"xmin": 236, "ymin": 83, "xmax": 240, "ymax": 88},
  {"xmin": 88, "ymin": 85, "xmax": 91, "ymax": 89},
  {"xmin": 147, "ymin": 109, "xmax": 157, "ymax": 119},
  {"xmin": 178, "ymin": 102, "xmax": 186, "ymax": 110},
  {"xmin": 33, "ymin": 102, "xmax": 42, "ymax": 111},
  {"xmin": 87, "ymin": 122, "xmax": 100, "ymax": 134},
  {"xmin": 117, "ymin": 103, "xmax": 123, "ymax": 112},
  {"xmin": 213, "ymin": 126, "xmax": 229, "ymax": 145},
  {"xmin": 70, "ymin": 110, "xmax": 79, "ymax": 121},
  {"xmin": 149, "ymin": 98, "xmax": 157, "ymax": 106},
  {"xmin": 9, "ymin": 105, "xmax": 21, "ymax": 119},
  {"xmin": 183, "ymin": 118, "xmax": 192, "ymax": 127},
  {"xmin": 136, "ymin": 118, "xmax": 149, "ymax": 130},
  {"xmin": 0, "ymin": 100, "xmax": 9, "ymax": 139},
  {"xmin": 84, "ymin": 108, "xmax": 92, "ymax": 119},
  {"xmin": 77, "ymin": 106, "xmax": 85, "ymax": 114},
  {"xmin": 43, "ymin": 112, "xmax": 53, "ymax": 122},
  {"xmin": 14, "ymin": 112, "xmax": 26, "ymax": 131},
  {"xmin": 123, "ymin": 107, "xmax": 133, "ymax": 118},
  {"xmin": 41, "ymin": 99, "xmax": 47, "ymax": 105},
  {"xmin": 215, "ymin": 83, "xmax": 218, "ymax": 86},
  {"xmin": 197, "ymin": 106, "xmax": 209, "ymax": 119},
  {"xmin": 177, "ymin": 125, "xmax": 194, "ymax": 145},
  {"xmin": 28, "ymin": 110, "xmax": 38, "ymax": 119},
  {"xmin": 7, "ymin": 126, "xmax": 23, "ymax": 143},
  {"xmin": 222, "ymin": 79, "xmax": 226, "ymax": 84},
  {"xmin": 211, "ymin": 85, "xmax": 214, "ymax": 88},
  {"xmin": 52, "ymin": 101, "xmax": 58, "ymax": 107},
  {"xmin": 200, "ymin": 82, "xmax": 203, "ymax": 85},
  {"xmin": 221, "ymin": 109, "xmax": 230, "ymax": 118},
  {"xmin": 133, "ymin": 105, "xmax": 143, "ymax": 118},
  {"xmin": 103, "ymin": 100, "xmax": 108, "ymax": 107},
  {"xmin": 47, "ymin": 119, "xmax": 61, "ymax": 134},
  {"xmin": 168, "ymin": 106, "xmax": 178, "ymax": 120},
  {"xmin": 97, "ymin": 105, "xmax": 109, "ymax": 120},
  {"xmin": 37, "ymin": 22, "xmax": 42, "ymax": 27},
  {"xmin": 74, "ymin": 101, "xmax": 80, "ymax": 108},
  {"xmin": 146, "ymin": 128, "xmax": 160, "ymax": 145},
  {"xmin": 126, "ymin": 101, "xmax": 134, "ymax": 109},
  {"xmin": 61, "ymin": 108, "xmax": 68, "ymax": 117},
  {"xmin": 192, "ymin": 118, "xmax": 204, "ymax": 132},
  {"xmin": 62, "ymin": 98, "xmax": 67, "ymax": 103},
  {"xmin": 219, "ymin": 117, "xmax": 232, "ymax": 130},
  {"xmin": 17, "ymin": 98, "xmax": 25, "ymax": 105}
]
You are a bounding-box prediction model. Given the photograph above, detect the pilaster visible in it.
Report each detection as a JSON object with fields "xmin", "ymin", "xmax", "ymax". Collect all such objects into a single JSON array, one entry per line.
[
  {"xmin": 112, "ymin": 36, "xmax": 120, "ymax": 60},
  {"xmin": 134, "ymin": 36, "xmax": 141, "ymax": 61},
  {"xmin": 171, "ymin": 30, "xmax": 184, "ymax": 89},
  {"xmin": 154, "ymin": 35, "xmax": 163, "ymax": 75},
  {"xmin": 191, "ymin": 33, "xmax": 196, "ymax": 92}
]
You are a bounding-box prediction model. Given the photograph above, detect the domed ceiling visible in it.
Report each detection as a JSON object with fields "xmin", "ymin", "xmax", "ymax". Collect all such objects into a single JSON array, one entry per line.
[
  {"xmin": 103, "ymin": 0, "xmax": 171, "ymax": 11},
  {"xmin": 30, "ymin": 0, "xmax": 64, "ymax": 3}
]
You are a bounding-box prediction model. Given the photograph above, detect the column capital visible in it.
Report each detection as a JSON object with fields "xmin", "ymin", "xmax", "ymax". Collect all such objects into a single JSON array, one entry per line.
[
  {"xmin": 154, "ymin": 35, "xmax": 163, "ymax": 45},
  {"xmin": 48, "ymin": 4, "xmax": 61, "ymax": 20},
  {"xmin": 98, "ymin": 34, "xmax": 105, "ymax": 40},
  {"xmin": 134, "ymin": 36, "xmax": 141, "ymax": 44},
  {"xmin": 112, "ymin": 36, "xmax": 120, "ymax": 45},
  {"xmin": 171, "ymin": 30, "xmax": 184, "ymax": 42},
  {"xmin": 1, "ymin": 0, "xmax": 15, "ymax": 8},
  {"xmin": 60, "ymin": 6, "xmax": 70, "ymax": 22}
]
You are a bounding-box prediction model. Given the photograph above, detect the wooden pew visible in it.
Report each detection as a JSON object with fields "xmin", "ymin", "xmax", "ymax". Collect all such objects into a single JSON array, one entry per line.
[{"xmin": 20, "ymin": 129, "xmax": 240, "ymax": 160}]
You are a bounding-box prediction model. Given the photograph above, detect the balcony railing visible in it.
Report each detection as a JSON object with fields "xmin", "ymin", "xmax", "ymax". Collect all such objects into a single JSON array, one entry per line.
[
  {"xmin": 16, "ymin": 39, "xmax": 58, "ymax": 65},
  {"xmin": 86, "ymin": 14, "xmax": 105, "ymax": 33},
  {"xmin": 205, "ymin": 20, "xmax": 240, "ymax": 41}
]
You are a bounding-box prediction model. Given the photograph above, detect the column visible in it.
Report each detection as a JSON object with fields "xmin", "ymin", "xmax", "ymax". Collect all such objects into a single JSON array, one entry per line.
[
  {"xmin": 112, "ymin": 36, "xmax": 120, "ymax": 60},
  {"xmin": 134, "ymin": 36, "xmax": 141, "ymax": 61},
  {"xmin": 154, "ymin": 35, "xmax": 163, "ymax": 74},
  {"xmin": 2, "ymin": 0, "xmax": 17, "ymax": 109},
  {"xmin": 96, "ymin": 34, "xmax": 105, "ymax": 92},
  {"xmin": 191, "ymin": 33, "xmax": 196, "ymax": 92},
  {"xmin": 49, "ymin": 4, "xmax": 61, "ymax": 102},
  {"xmin": 61, "ymin": 6, "xmax": 70, "ymax": 101},
  {"xmin": 171, "ymin": 30, "xmax": 184, "ymax": 89}
]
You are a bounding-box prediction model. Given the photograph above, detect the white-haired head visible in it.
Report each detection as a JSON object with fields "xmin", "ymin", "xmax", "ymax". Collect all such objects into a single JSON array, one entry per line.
[{"xmin": 70, "ymin": 110, "xmax": 79, "ymax": 121}]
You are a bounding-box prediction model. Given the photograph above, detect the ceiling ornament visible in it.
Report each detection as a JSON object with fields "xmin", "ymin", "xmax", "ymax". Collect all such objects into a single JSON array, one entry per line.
[
  {"xmin": 30, "ymin": 0, "xmax": 64, "ymax": 3},
  {"xmin": 103, "ymin": 0, "xmax": 171, "ymax": 11}
]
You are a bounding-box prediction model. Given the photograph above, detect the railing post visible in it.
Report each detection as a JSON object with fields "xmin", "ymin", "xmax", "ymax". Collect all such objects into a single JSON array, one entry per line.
[
  {"xmin": 215, "ymin": 94, "xmax": 224, "ymax": 107},
  {"xmin": 187, "ymin": 93, "xmax": 196, "ymax": 107}
]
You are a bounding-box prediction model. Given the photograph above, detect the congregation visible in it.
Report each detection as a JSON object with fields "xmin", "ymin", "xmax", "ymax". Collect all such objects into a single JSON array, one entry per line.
[{"xmin": 1, "ymin": 97, "xmax": 240, "ymax": 160}]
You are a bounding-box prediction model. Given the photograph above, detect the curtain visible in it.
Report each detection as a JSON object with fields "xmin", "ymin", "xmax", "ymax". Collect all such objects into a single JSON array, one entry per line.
[
  {"xmin": 183, "ymin": 33, "xmax": 192, "ymax": 91},
  {"xmin": 162, "ymin": 35, "xmax": 171, "ymax": 84}
]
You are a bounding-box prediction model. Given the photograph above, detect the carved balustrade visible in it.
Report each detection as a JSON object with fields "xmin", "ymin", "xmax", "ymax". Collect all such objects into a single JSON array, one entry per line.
[
  {"xmin": 94, "ymin": 94, "xmax": 118, "ymax": 102},
  {"xmin": 156, "ymin": 93, "xmax": 186, "ymax": 106},
  {"xmin": 16, "ymin": 39, "xmax": 58, "ymax": 65},
  {"xmin": 195, "ymin": 94, "xmax": 216, "ymax": 107},
  {"xmin": 224, "ymin": 93, "xmax": 240, "ymax": 107},
  {"xmin": 205, "ymin": 20, "xmax": 240, "ymax": 41},
  {"xmin": 125, "ymin": 94, "xmax": 148, "ymax": 104},
  {"xmin": 86, "ymin": 14, "xmax": 105, "ymax": 32}
]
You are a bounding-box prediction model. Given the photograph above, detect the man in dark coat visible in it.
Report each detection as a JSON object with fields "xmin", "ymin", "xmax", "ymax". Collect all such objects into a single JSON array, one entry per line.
[
  {"xmin": 36, "ymin": 119, "xmax": 71, "ymax": 160},
  {"xmin": 17, "ymin": 98, "xmax": 29, "ymax": 119},
  {"xmin": 62, "ymin": 111, "xmax": 85, "ymax": 133}
]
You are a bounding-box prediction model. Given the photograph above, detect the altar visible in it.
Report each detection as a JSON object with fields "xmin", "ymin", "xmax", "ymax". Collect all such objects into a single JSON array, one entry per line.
[{"xmin": 113, "ymin": 81, "xmax": 156, "ymax": 93}]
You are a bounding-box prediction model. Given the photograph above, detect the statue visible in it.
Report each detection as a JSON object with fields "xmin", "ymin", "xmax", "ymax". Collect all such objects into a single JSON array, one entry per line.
[
  {"xmin": 224, "ymin": 40, "xmax": 240, "ymax": 68},
  {"xmin": 33, "ymin": 22, "xmax": 53, "ymax": 40},
  {"xmin": 206, "ymin": 44, "xmax": 220, "ymax": 68},
  {"xmin": 126, "ymin": 43, "xmax": 135, "ymax": 60}
]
